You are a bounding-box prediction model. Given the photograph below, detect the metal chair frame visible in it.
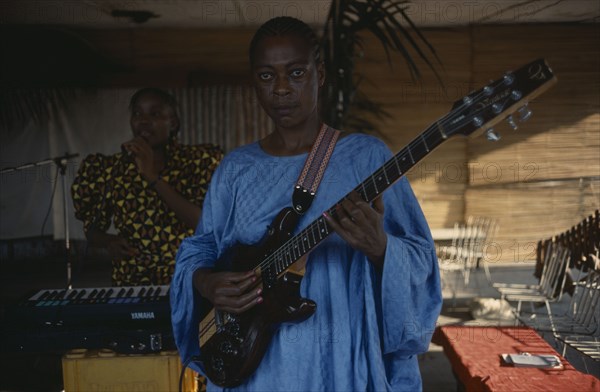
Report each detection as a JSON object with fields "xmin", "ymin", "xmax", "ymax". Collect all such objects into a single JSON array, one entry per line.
[
  {"xmin": 494, "ymin": 243, "xmax": 571, "ymax": 331},
  {"xmin": 552, "ymin": 270, "xmax": 600, "ymax": 364}
]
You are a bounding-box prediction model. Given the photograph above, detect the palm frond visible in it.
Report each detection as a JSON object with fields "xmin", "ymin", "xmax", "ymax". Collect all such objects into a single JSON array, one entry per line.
[{"xmin": 320, "ymin": 0, "xmax": 443, "ymax": 132}]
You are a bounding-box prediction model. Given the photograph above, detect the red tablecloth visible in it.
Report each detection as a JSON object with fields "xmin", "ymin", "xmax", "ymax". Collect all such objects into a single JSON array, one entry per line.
[{"xmin": 432, "ymin": 326, "xmax": 599, "ymax": 392}]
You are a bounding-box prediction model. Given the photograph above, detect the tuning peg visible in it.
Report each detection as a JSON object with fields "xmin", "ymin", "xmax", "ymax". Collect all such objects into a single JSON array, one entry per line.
[
  {"xmin": 518, "ymin": 105, "xmax": 532, "ymax": 122},
  {"xmin": 506, "ymin": 115, "xmax": 518, "ymax": 130},
  {"xmin": 486, "ymin": 129, "xmax": 501, "ymax": 142}
]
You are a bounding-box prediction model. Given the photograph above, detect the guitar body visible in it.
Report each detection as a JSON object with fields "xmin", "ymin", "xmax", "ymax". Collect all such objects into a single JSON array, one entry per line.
[{"xmin": 201, "ymin": 207, "xmax": 317, "ymax": 387}]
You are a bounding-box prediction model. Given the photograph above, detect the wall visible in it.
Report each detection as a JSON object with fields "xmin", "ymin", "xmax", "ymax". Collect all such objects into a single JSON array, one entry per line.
[
  {"xmin": 5, "ymin": 24, "xmax": 599, "ymax": 262},
  {"xmin": 76, "ymin": 28, "xmax": 255, "ymax": 86},
  {"xmin": 465, "ymin": 25, "xmax": 599, "ymax": 263},
  {"xmin": 358, "ymin": 25, "xmax": 599, "ymax": 262}
]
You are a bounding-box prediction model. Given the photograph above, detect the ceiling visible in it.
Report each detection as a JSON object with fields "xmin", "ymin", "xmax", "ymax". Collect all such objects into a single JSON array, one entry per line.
[{"xmin": 2, "ymin": 0, "xmax": 598, "ymax": 28}]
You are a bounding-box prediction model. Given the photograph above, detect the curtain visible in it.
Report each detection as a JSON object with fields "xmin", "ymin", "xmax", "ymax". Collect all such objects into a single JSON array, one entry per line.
[{"xmin": 173, "ymin": 85, "xmax": 273, "ymax": 152}]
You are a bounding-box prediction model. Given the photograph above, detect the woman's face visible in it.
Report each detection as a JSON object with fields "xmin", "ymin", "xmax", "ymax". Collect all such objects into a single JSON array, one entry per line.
[
  {"xmin": 252, "ymin": 34, "xmax": 324, "ymax": 130},
  {"xmin": 129, "ymin": 92, "xmax": 176, "ymax": 147}
]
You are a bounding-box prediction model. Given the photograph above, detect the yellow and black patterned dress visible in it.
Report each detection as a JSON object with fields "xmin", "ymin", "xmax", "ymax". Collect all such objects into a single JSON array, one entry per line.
[{"xmin": 72, "ymin": 141, "xmax": 223, "ymax": 286}]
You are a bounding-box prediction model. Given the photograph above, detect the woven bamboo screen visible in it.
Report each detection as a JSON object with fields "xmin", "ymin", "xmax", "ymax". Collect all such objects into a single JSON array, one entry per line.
[
  {"xmin": 360, "ymin": 25, "xmax": 599, "ymax": 262},
  {"xmin": 358, "ymin": 28, "xmax": 472, "ymax": 228},
  {"xmin": 173, "ymin": 86, "xmax": 273, "ymax": 152},
  {"xmin": 465, "ymin": 25, "xmax": 600, "ymax": 262}
]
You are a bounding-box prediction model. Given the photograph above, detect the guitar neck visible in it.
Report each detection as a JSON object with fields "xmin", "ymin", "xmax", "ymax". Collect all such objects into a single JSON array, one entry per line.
[
  {"xmin": 263, "ymin": 58, "xmax": 557, "ymax": 276},
  {"xmin": 264, "ymin": 122, "xmax": 448, "ymax": 276}
]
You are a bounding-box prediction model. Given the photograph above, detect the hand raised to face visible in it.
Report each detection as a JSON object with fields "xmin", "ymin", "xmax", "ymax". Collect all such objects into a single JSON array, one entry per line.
[{"xmin": 122, "ymin": 136, "xmax": 159, "ymax": 182}]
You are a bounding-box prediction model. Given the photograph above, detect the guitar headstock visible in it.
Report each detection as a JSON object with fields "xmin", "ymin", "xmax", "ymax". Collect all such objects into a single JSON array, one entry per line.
[{"xmin": 447, "ymin": 59, "xmax": 557, "ymax": 140}]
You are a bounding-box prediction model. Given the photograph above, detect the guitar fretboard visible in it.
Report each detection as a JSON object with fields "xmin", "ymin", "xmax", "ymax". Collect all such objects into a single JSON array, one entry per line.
[{"xmin": 262, "ymin": 121, "xmax": 448, "ymax": 276}]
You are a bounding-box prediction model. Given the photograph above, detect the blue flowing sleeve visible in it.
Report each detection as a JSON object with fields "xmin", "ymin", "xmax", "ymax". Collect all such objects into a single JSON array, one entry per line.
[
  {"xmin": 370, "ymin": 142, "xmax": 442, "ymax": 356},
  {"xmin": 170, "ymin": 158, "xmax": 232, "ymax": 373}
]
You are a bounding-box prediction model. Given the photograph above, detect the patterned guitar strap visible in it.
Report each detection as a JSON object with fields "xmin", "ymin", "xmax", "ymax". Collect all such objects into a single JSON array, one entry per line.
[
  {"xmin": 288, "ymin": 123, "xmax": 340, "ymax": 273},
  {"xmin": 292, "ymin": 123, "xmax": 341, "ymax": 215}
]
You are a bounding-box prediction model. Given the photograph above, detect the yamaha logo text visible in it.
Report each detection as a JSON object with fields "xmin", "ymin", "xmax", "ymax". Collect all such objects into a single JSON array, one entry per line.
[{"xmin": 131, "ymin": 311, "xmax": 155, "ymax": 320}]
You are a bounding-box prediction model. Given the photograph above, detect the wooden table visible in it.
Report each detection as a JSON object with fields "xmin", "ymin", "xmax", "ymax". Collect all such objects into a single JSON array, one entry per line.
[{"xmin": 432, "ymin": 326, "xmax": 599, "ymax": 391}]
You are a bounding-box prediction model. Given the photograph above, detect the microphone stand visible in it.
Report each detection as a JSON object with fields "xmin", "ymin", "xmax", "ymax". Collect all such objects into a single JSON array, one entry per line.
[{"xmin": 0, "ymin": 152, "xmax": 79, "ymax": 289}]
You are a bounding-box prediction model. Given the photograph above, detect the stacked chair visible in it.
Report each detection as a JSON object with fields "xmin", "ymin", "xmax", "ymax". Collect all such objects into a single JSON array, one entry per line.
[
  {"xmin": 553, "ymin": 270, "xmax": 600, "ymax": 363},
  {"xmin": 494, "ymin": 210, "xmax": 600, "ymax": 370},
  {"xmin": 437, "ymin": 216, "xmax": 498, "ymax": 306},
  {"xmin": 494, "ymin": 242, "xmax": 571, "ymax": 327}
]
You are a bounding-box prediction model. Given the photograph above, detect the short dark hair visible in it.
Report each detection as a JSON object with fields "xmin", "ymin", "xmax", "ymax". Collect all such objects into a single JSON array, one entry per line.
[
  {"xmin": 249, "ymin": 16, "xmax": 321, "ymax": 66},
  {"xmin": 129, "ymin": 87, "xmax": 180, "ymax": 132}
]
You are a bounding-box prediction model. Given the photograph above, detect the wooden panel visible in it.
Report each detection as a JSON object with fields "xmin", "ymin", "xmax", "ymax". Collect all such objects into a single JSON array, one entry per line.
[
  {"xmin": 77, "ymin": 28, "xmax": 255, "ymax": 86},
  {"xmin": 357, "ymin": 27, "xmax": 472, "ymax": 117},
  {"xmin": 464, "ymin": 25, "xmax": 600, "ymax": 261},
  {"xmin": 468, "ymin": 25, "xmax": 600, "ymax": 185},
  {"xmin": 467, "ymin": 115, "xmax": 600, "ymax": 185},
  {"xmin": 465, "ymin": 180, "xmax": 599, "ymax": 263},
  {"xmin": 357, "ymin": 28, "xmax": 472, "ymax": 228},
  {"xmin": 408, "ymin": 139, "xmax": 467, "ymax": 229}
]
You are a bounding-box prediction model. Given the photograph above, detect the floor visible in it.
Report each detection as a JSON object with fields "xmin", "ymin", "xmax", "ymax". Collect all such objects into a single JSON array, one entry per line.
[{"xmin": 0, "ymin": 257, "xmax": 598, "ymax": 391}]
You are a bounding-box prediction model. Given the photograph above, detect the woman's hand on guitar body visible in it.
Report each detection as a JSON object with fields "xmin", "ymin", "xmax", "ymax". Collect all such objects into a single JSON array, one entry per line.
[{"xmin": 193, "ymin": 269, "xmax": 263, "ymax": 314}]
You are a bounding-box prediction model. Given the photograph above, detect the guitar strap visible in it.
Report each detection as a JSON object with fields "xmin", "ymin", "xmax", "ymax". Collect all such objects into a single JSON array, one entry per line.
[{"xmin": 292, "ymin": 123, "xmax": 340, "ymax": 215}]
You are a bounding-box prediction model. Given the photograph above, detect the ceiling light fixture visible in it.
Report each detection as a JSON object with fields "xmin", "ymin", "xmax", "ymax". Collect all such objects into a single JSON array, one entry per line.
[{"xmin": 111, "ymin": 10, "xmax": 159, "ymax": 24}]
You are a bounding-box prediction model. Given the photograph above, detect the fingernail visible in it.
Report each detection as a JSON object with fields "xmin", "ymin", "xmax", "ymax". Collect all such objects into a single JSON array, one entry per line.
[
  {"xmin": 257, "ymin": 288, "xmax": 262, "ymax": 295},
  {"xmin": 252, "ymin": 277, "xmax": 257, "ymax": 282},
  {"xmin": 257, "ymin": 297, "xmax": 263, "ymax": 304},
  {"xmin": 322, "ymin": 212, "xmax": 328, "ymax": 218}
]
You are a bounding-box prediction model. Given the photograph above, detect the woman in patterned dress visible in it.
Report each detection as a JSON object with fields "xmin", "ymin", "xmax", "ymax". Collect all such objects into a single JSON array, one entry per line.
[{"xmin": 72, "ymin": 88, "xmax": 223, "ymax": 286}]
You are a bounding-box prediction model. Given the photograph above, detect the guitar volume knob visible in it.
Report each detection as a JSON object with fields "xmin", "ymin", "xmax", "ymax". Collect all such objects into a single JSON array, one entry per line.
[
  {"xmin": 219, "ymin": 341, "xmax": 238, "ymax": 355},
  {"xmin": 211, "ymin": 356, "xmax": 224, "ymax": 372},
  {"xmin": 226, "ymin": 322, "xmax": 241, "ymax": 337}
]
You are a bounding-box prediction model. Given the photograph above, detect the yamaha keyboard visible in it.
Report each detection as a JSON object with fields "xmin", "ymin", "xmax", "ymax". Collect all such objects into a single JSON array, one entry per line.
[
  {"xmin": 11, "ymin": 285, "xmax": 171, "ymax": 327},
  {"xmin": 2, "ymin": 285, "xmax": 176, "ymax": 354}
]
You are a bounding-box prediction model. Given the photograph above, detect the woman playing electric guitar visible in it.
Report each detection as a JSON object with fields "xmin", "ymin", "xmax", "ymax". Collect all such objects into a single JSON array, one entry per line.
[{"xmin": 171, "ymin": 16, "xmax": 442, "ymax": 391}]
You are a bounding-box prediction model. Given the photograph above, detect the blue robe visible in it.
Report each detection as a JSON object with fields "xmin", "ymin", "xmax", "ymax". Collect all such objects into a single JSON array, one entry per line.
[{"xmin": 171, "ymin": 133, "xmax": 442, "ymax": 391}]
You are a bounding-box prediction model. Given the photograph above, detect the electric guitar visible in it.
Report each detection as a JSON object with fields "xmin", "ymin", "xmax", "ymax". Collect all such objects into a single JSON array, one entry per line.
[{"xmin": 197, "ymin": 58, "xmax": 557, "ymax": 387}]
